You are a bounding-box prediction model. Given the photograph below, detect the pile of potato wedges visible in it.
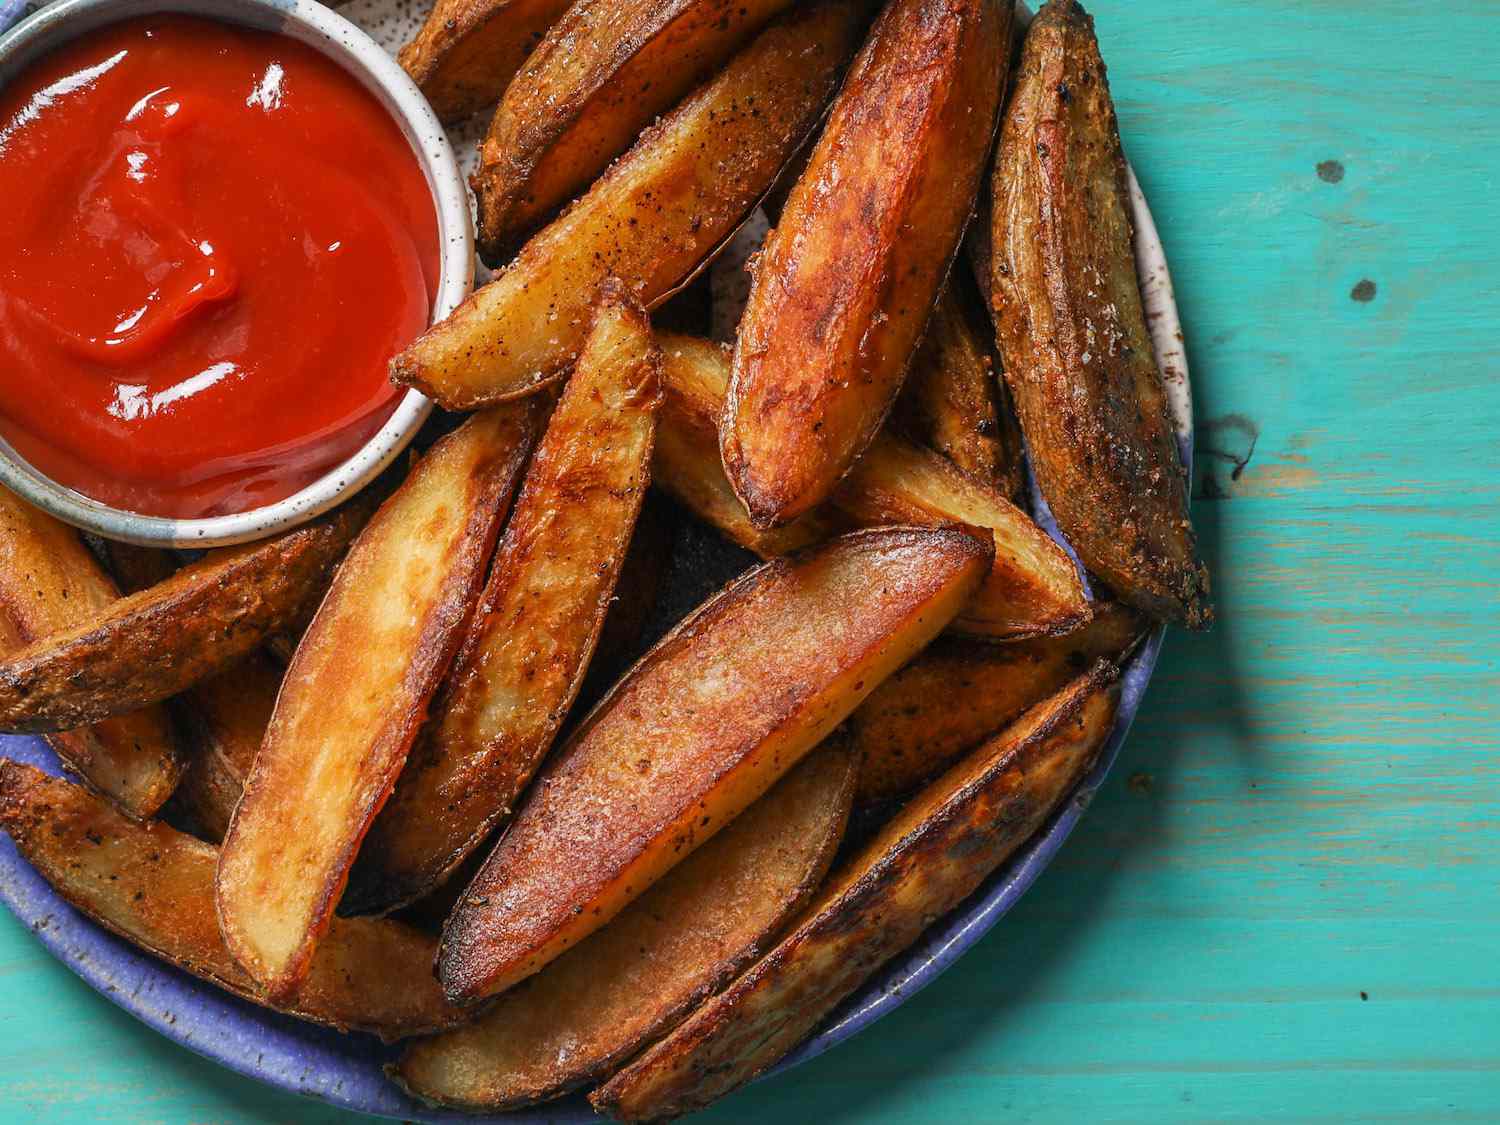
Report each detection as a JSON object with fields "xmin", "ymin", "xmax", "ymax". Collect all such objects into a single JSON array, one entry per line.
[{"xmin": 0, "ymin": 0, "xmax": 1210, "ymax": 1118}]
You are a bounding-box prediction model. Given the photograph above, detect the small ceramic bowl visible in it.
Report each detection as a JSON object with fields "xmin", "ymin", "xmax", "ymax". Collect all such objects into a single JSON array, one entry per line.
[{"xmin": 0, "ymin": 0, "xmax": 473, "ymax": 547}]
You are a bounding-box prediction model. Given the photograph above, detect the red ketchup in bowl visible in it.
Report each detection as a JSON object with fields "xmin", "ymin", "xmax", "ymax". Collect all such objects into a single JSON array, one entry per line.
[{"xmin": 0, "ymin": 15, "xmax": 439, "ymax": 518}]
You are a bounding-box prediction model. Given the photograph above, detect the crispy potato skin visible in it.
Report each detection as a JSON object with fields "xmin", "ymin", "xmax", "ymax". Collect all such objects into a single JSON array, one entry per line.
[
  {"xmin": 345, "ymin": 293, "xmax": 662, "ymax": 917},
  {"xmin": 991, "ymin": 0, "xmax": 1210, "ymax": 626},
  {"xmin": 721, "ymin": 0, "xmax": 1011, "ymax": 527},
  {"xmin": 438, "ymin": 526, "xmax": 991, "ymax": 1004},
  {"xmin": 593, "ymin": 665, "xmax": 1120, "ymax": 1120},
  {"xmin": 392, "ymin": 0, "xmax": 866, "ymax": 411},
  {"xmin": 399, "ymin": 0, "xmax": 571, "ymax": 124},
  {"xmin": 851, "ymin": 602, "xmax": 1144, "ymax": 802},
  {"xmin": 170, "ymin": 651, "xmax": 283, "ymax": 842},
  {"xmin": 101, "ymin": 542, "xmax": 178, "ymax": 595},
  {"xmin": 0, "ymin": 503, "xmax": 367, "ymax": 732},
  {"xmin": 655, "ymin": 333, "xmax": 1089, "ymax": 638},
  {"xmin": 0, "ymin": 761, "xmax": 466, "ymax": 1040},
  {"xmin": 394, "ymin": 742, "xmax": 854, "ymax": 1109},
  {"xmin": 0, "ymin": 489, "xmax": 181, "ymax": 817},
  {"xmin": 892, "ymin": 281, "xmax": 1026, "ymax": 499},
  {"xmin": 218, "ymin": 408, "xmax": 537, "ymax": 1001},
  {"xmin": 475, "ymin": 0, "xmax": 799, "ymax": 258}
]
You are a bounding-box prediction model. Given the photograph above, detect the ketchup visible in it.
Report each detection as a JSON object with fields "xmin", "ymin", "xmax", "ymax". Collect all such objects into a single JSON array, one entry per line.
[{"xmin": 0, "ymin": 16, "xmax": 439, "ymax": 518}]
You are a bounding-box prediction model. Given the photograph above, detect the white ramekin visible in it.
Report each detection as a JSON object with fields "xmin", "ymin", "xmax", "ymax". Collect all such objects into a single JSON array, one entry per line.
[{"xmin": 0, "ymin": 0, "xmax": 473, "ymax": 546}]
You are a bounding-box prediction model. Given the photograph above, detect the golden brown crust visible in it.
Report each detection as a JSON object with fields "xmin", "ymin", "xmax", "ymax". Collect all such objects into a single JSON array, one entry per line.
[
  {"xmin": 398, "ymin": 0, "xmax": 571, "ymax": 124},
  {"xmin": 217, "ymin": 407, "xmax": 538, "ymax": 1002},
  {"xmin": 0, "ymin": 761, "xmax": 467, "ymax": 1040},
  {"xmin": 593, "ymin": 664, "xmax": 1120, "ymax": 1120},
  {"xmin": 655, "ymin": 333, "xmax": 1089, "ymax": 639},
  {"xmin": 850, "ymin": 602, "xmax": 1144, "ymax": 801},
  {"xmin": 345, "ymin": 291, "xmax": 662, "ymax": 916},
  {"xmin": 437, "ymin": 526, "xmax": 992, "ymax": 1004},
  {"xmin": 0, "ymin": 502, "xmax": 368, "ymax": 732},
  {"xmin": 721, "ymin": 0, "xmax": 1011, "ymax": 527},
  {"xmin": 891, "ymin": 280, "xmax": 1026, "ymax": 500},
  {"xmin": 392, "ymin": 0, "xmax": 866, "ymax": 411},
  {"xmin": 0, "ymin": 489, "xmax": 181, "ymax": 817},
  {"xmin": 392, "ymin": 742, "xmax": 854, "ymax": 1109},
  {"xmin": 475, "ymin": 0, "xmax": 800, "ymax": 259},
  {"xmin": 170, "ymin": 650, "xmax": 283, "ymax": 842},
  {"xmin": 990, "ymin": 0, "xmax": 1210, "ymax": 626}
]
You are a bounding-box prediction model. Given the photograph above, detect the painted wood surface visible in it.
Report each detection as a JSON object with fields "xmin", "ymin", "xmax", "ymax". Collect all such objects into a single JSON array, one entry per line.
[{"xmin": 1, "ymin": 0, "xmax": 1496, "ymax": 1120}]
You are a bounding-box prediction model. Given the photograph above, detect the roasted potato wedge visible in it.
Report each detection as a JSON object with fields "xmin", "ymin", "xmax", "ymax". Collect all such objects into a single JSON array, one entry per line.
[
  {"xmin": 581, "ymin": 492, "xmax": 674, "ymax": 699},
  {"xmin": 170, "ymin": 650, "xmax": 283, "ymax": 842},
  {"xmin": 892, "ymin": 281, "xmax": 1026, "ymax": 499},
  {"xmin": 345, "ymin": 291, "xmax": 661, "ymax": 917},
  {"xmin": 399, "ymin": 0, "xmax": 572, "ymax": 124},
  {"xmin": 394, "ymin": 741, "xmax": 854, "ymax": 1109},
  {"xmin": 218, "ymin": 407, "xmax": 537, "ymax": 1001},
  {"xmin": 656, "ymin": 334, "xmax": 1089, "ymax": 639},
  {"xmin": 0, "ymin": 489, "xmax": 180, "ymax": 817},
  {"xmin": 851, "ymin": 602, "xmax": 1144, "ymax": 802},
  {"xmin": 439, "ymin": 526, "xmax": 991, "ymax": 1004},
  {"xmin": 0, "ymin": 760, "xmax": 466, "ymax": 1040},
  {"xmin": 392, "ymin": 0, "xmax": 866, "ymax": 410},
  {"xmin": 991, "ymin": 0, "xmax": 1209, "ymax": 626},
  {"xmin": 593, "ymin": 663, "xmax": 1120, "ymax": 1120},
  {"xmin": 101, "ymin": 541, "xmax": 179, "ymax": 595},
  {"xmin": 721, "ymin": 0, "xmax": 1011, "ymax": 527},
  {"xmin": 475, "ymin": 0, "xmax": 799, "ymax": 257},
  {"xmin": 0, "ymin": 502, "xmax": 368, "ymax": 732}
]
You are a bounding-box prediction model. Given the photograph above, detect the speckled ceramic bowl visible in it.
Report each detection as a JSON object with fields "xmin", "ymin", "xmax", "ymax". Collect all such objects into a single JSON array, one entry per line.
[
  {"xmin": 0, "ymin": 0, "xmax": 473, "ymax": 547},
  {"xmin": 0, "ymin": 1, "xmax": 1194, "ymax": 1119}
]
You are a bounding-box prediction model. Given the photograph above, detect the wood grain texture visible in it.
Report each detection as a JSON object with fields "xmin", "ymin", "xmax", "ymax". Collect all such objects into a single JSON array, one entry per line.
[{"xmin": 0, "ymin": 0, "xmax": 1496, "ymax": 1119}]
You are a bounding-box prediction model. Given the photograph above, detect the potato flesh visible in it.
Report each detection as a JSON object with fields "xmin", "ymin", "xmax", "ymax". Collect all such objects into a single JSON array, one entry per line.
[
  {"xmin": 721, "ymin": 0, "xmax": 1009, "ymax": 526},
  {"xmin": 394, "ymin": 742, "xmax": 854, "ymax": 1109},
  {"xmin": 218, "ymin": 407, "xmax": 537, "ymax": 1000},
  {"xmin": 991, "ymin": 0, "xmax": 1209, "ymax": 626},
  {"xmin": 437, "ymin": 526, "xmax": 991, "ymax": 1003},
  {"xmin": 0, "ymin": 761, "xmax": 464, "ymax": 1040},
  {"xmin": 850, "ymin": 602, "xmax": 1144, "ymax": 802},
  {"xmin": 656, "ymin": 333, "xmax": 1089, "ymax": 639},
  {"xmin": 392, "ymin": 0, "xmax": 866, "ymax": 410},
  {"xmin": 0, "ymin": 503, "xmax": 367, "ymax": 732},
  {"xmin": 399, "ymin": 0, "xmax": 573, "ymax": 124},
  {"xmin": 346, "ymin": 294, "xmax": 661, "ymax": 916},
  {"xmin": 593, "ymin": 665, "xmax": 1120, "ymax": 1120},
  {"xmin": 0, "ymin": 488, "xmax": 180, "ymax": 817},
  {"xmin": 475, "ymin": 0, "xmax": 799, "ymax": 256}
]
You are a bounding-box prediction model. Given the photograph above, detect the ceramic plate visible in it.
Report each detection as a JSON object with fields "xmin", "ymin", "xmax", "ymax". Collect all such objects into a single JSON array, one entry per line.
[{"xmin": 0, "ymin": 1, "xmax": 1194, "ymax": 1119}]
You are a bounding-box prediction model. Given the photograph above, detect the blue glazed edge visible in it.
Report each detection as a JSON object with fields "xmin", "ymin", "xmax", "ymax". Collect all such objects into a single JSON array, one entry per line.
[{"xmin": 0, "ymin": 1, "xmax": 1189, "ymax": 1116}]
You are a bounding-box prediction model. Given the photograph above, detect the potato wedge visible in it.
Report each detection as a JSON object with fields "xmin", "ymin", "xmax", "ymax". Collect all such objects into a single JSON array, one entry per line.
[
  {"xmin": 438, "ymin": 526, "xmax": 991, "ymax": 1004},
  {"xmin": 721, "ymin": 0, "xmax": 1011, "ymax": 527},
  {"xmin": 593, "ymin": 663, "xmax": 1120, "ymax": 1120},
  {"xmin": 0, "ymin": 489, "xmax": 180, "ymax": 817},
  {"xmin": 0, "ymin": 760, "xmax": 466, "ymax": 1040},
  {"xmin": 991, "ymin": 0, "xmax": 1210, "ymax": 626},
  {"xmin": 392, "ymin": 0, "xmax": 866, "ymax": 411},
  {"xmin": 474, "ymin": 0, "xmax": 799, "ymax": 257},
  {"xmin": 582, "ymin": 492, "xmax": 674, "ymax": 698},
  {"xmin": 398, "ymin": 0, "xmax": 571, "ymax": 124},
  {"xmin": 394, "ymin": 741, "xmax": 854, "ymax": 1109},
  {"xmin": 218, "ymin": 406, "xmax": 537, "ymax": 1002},
  {"xmin": 851, "ymin": 602, "xmax": 1144, "ymax": 802},
  {"xmin": 655, "ymin": 334, "xmax": 1089, "ymax": 639},
  {"xmin": 345, "ymin": 291, "xmax": 661, "ymax": 917},
  {"xmin": 892, "ymin": 281, "xmax": 1026, "ymax": 500},
  {"xmin": 101, "ymin": 541, "xmax": 179, "ymax": 595},
  {"xmin": 170, "ymin": 650, "xmax": 283, "ymax": 842},
  {"xmin": 0, "ymin": 503, "xmax": 368, "ymax": 732}
]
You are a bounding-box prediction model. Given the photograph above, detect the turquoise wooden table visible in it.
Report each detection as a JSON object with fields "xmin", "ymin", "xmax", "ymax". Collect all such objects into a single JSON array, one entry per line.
[{"xmin": 2, "ymin": 0, "xmax": 1496, "ymax": 1120}]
